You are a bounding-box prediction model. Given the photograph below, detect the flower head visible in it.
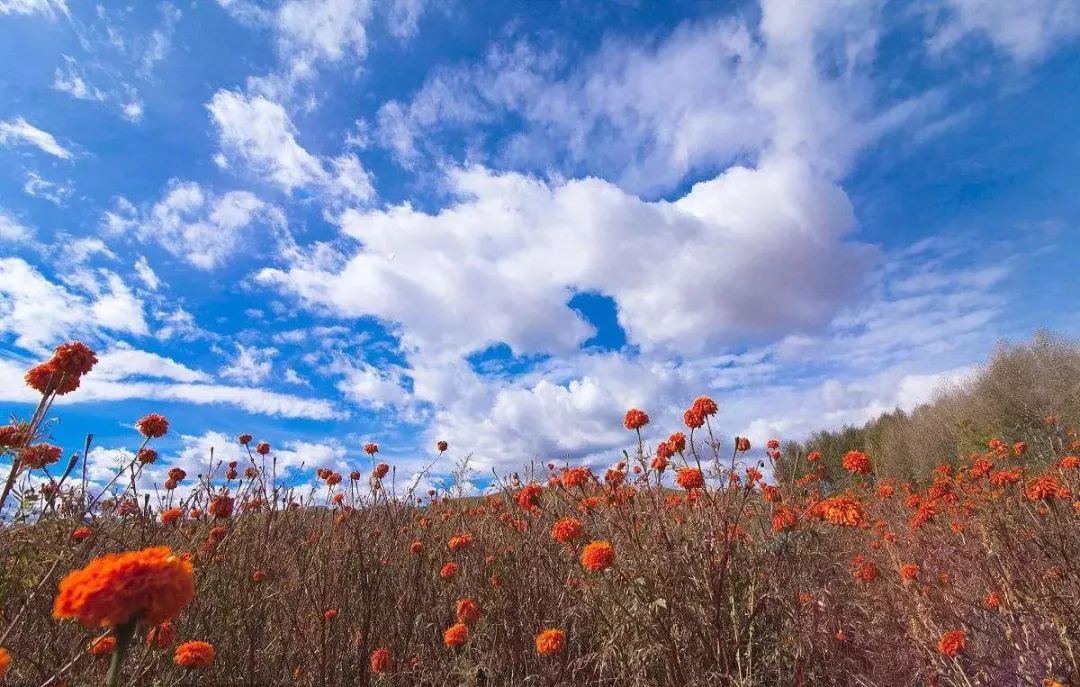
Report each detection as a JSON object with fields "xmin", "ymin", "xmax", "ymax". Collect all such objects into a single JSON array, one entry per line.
[
  {"xmin": 136, "ymin": 448, "xmax": 158, "ymax": 465},
  {"xmin": 517, "ymin": 483, "xmax": 544, "ymax": 509},
  {"xmin": 364, "ymin": 442, "xmax": 379, "ymax": 455},
  {"xmin": 71, "ymin": 526, "xmax": 93, "ymax": 542},
  {"xmin": 53, "ymin": 546, "xmax": 194, "ymax": 628},
  {"xmin": 842, "ymin": 450, "xmax": 872, "ymax": 475},
  {"xmin": 370, "ymin": 647, "xmax": 392, "ymax": 673},
  {"xmin": 456, "ymin": 598, "xmax": 481, "ymax": 625},
  {"xmin": 938, "ymin": 630, "xmax": 967, "ymax": 657},
  {"xmin": 19, "ymin": 443, "xmax": 62, "ymax": 470},
  {"xmin": 255, "ymin": 441, "xmax": 270, "ymax": 456},
  {"xmin": 174, "ymin": 640, "xmax": 215, "ymax": 668},
  {"xmin": 735, "ymin": 437, "xmax": 750, "ymax": 452},
  {"xmin": 436, "ymin": 440, "xmax": 448, "ymax": 452},
  {"xmin": 146, "ymin": 621, "xmax": 175, "ymax": 649},
  {"xmin": 443, "ymin": 623, "xmax": 469, "ymax": 648},
  {"xmin": 136, "ymin": 413, "xmax": 169, "ymax": 439},
  {"xmin": 89, "ymin": 635, "xmax": 116, "ymax": 656},
  {"xmin": 439, "ymin": 562, "xmax": 459, "ymax": 580},
  {"xmin": 675, "ymin": 467, "xmax": 705, "ymax": 491},
  {"xmin": 238, "ymin": 433, "xmax": 252, "ymax": 445},
  {"xmin": 372, "ymin": 462, "xmax": 390, "ymax": 479},
  {"xmin": 447, "ymin": 533, "xmax": 473, "ymax": 552},
  {"xmin": 624, "ymin": 408, "xmax": 650, "ymax": 430},
  {"xmin": 683, "ymin": 407, "xmax": 704, "ymax": 429},
  {"xmin": 535, "ymin": 628, "xmax": 566, "ymax": 656},
  {"xmin": 0, "ymin": 647, "xmax": 9, "ymax": 678},
  {"xmin": 580, "ymin": 540, "xmax": 615, "ymax": 573},
  {"xmin": 667, "ymin": 431, "xmax": 686, "ymax": 452},
  {"xmin": 551, "ymin": 517, "xmax": 585, "ymax": 544}
]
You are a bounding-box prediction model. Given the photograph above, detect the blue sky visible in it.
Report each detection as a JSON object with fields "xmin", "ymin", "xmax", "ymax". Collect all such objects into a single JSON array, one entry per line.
[{"xmin": 1, "ymin": 0, "xmax": 1078, "ymax": 494}]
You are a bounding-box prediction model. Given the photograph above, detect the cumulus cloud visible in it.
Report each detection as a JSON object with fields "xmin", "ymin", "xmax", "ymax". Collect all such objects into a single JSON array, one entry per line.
[
  {"xmin": 925, "ymin": 0, "xmax": 1080, "ymax": 61},
  {"xmin": 102, "ymin": 181, "xmax": 291, "ymax": 270},
  {"xmin": 0, "ymin": 117, "xmax": 73, "ymax": 159},
  {"xmin": 208, "ymin": 90, "xmax": 375, "ymax": 203},
  {"xmin": 220, "ymin": 344, "xmax": 276, "ymax": 385},
  {"xmin": 0, "ymin": 257, "xmax": 148, "ymax": 351},
  {"xmin": 0, "ymin": 208, "xmax": 34, "ymax": 243}
]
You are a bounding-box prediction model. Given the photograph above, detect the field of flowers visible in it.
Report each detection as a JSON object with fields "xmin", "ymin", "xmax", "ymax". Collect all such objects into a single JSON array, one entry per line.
[{"xmin": 1, "ymin": 341, "xmax": 1079, "ymax": 686}]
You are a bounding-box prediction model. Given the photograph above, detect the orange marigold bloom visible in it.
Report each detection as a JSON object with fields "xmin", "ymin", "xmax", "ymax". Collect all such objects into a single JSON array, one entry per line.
[
  {"xmin": 806, "ymin": 450, "xmax": 822, "ymax": 462},
  {"xmin": 135, "ymin": 413, "xmax": 169, "ymax": 439},
  {"xmin": 877, "ymin": 482, "xmax": 895, "ymax": 498},
  {"xmin": 324, "ymin": 608, "xmax": 338, "ymax": 621},
  {"xmin": 668, "ymin": 431, "xmax": 687, "ymax": 452},
  {"xmin": 174, "ymin": 640, "xmax": 215, "ymax": 668},
  {"xmin": 692, "ymin": 396, "xmax": 718, "ymax": 417},
  {"xmin": 938, "ymin": 630, "xmax": 966, "ymax": 657},
  {"xmin": 89, "ymin": 635, "xmax": 115, "ymax": 656},
  {"xmin": 436, "ymin": 440, "xmax": 448, "ymax": 452},
  {"xmin": 409, "ymin": 541, "xmax": 424, "ymax": 555},
  {"xmin": 71, "ymin": 526, "xmax": 93, "ymax": 542},
  {"xmin": 560, "ymin": 466, "xmax": 592, "ymax": 488},
  {"xmin": 448, "ymin": 533, "xmax": 473, "ymax": 552},
  {"xmin": 1060, "ymin": 455, "xmax": 1080, "ymax": 469},
  {"xmin": 136, "ymin": 448, "xmax": 158, "ymax": 465},
  {"xmin": 766, "ymin": 439, "xmax": 780, "ymax": 450},
  {"xmin": 682, "ymin": 407, "xmax": 704, "ymax": 429},
  {"xmin": 675, "ymin": 467, "xmax": 705, "ymax": 491},
  {"xmin": 517, "ymin": 483, "xmax": 544, "ymax": 509},
  {"xmin": 364, "ymin": 442, "xmax": 379, "ymax": 455},
  {"xmin": 439, "ymin": 562, "xmax": 459, "ymax": 580},
  {"xmin": 551, "ymin": 517, "xmax": 585, "ymax": 544},
  {"xmin": 852, "ymin": 557, "xmax": 878, "ymax": 583},
  {"xmin": 1026, "ymin": 475, "xmax": 1071, "ymax": 501},
  {"xmin": 370, "ymin": 647, "xmax": 393, "ymax": 673},
  {"xmin": 809, "ymin": 494, "xmax": 865, "ymax": 527},
  {"xmin": 167, "ymin": 467, "xmax": 187, "ymax": 482},
  {"xmin": 535, "ymin": 628, "xmax": 566, "ymax": 656},
  {"xmin": 456, "ymin": 598, "xmax": 482, "ymax": 625},
  {"xmin": 238, "ymin": 433, "xmax": 252, "ymax": 445},
  {"xmin": 983, "ymin": 592, "xmax": 1001, "ymax": 610},
  {"xmin": 255, "ymin": 441, "xmax": 270, "ymax": 456},
  {"xmin": 735, "ymin": 437, "xmax": 750, "ymax": 452},
  {"xmin": 899, "ymin": 563, "xmax": 919, "ymax": 582},
  {"xmin": 771, "ymin": 506, "xmax": 798, "ymax": 532},
  {"xmin": 0, "ymin": 423, "xmax": 29, "ymax": 448},
  {"xmin": 1013, "ymin": 441, "xmax": 1027, "ymax": 456},
  {"xmin": 655, "ymin": 441, "xmax": 675, "ymax": 460},
  {"xmin": 372, "ymin": 462, "xmax": 389, "ymax": 479},
  {"xmin": 651, "ymin": 454, "xmax": 669, "ymax": 472},
  {"xmin": 580, "ymin": 540, "xmax": 614, "ymax": 573},
  {"xmin": 208, "ymin": 495, "xmax": 234, "ymax": 519},
  {"xmin": 51, "ymin": 341, "xmax": 98, "ymax": 377},
  {"xmin": 842, "ymin": 450, "xmax": 872, "ymax": 475},
  {"xmin": 146, "ymin": 621, "xmax": 175, "ymax": 649},
  {"xmin": 624, "ymin": 408, "xmax": 650, "ymax": 430},
  {"xmin": 160, "ymin": 508, "xmax": 182, "ymax": 526},
  {"xmin": 0, "ymin": 647, "xmax": 9, "ymax": 678},
  {"xmin": 19, "ymin": 443, "xmax": 62, "ymax": 470},
  {"xmin": 53, "ymin": 546, "xmax": 194, "ymax": 628},
  {"xmin": 443, "ymin": 622, "xmax": 469, "ymax": 648}
]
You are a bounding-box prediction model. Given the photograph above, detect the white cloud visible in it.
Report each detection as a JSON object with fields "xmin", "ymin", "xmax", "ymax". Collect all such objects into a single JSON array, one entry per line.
[
  {"xmin": 276, "ymin": 0, "xmax": 373, "ymax": 78},
  {"xmin": 926, "ymin": 0, "xmax": 1080, "ymax": 61},
  {"xmin": 0, "ymin": 208, "xmax": 34, "ymax": 242},
  {"xmin": 220, "ymin": 344, "xmax": 276, "ymax": 385},
  {"xmin": 0, "ymin": 258, "xmax": 148, "ymax": 351},
  {"xmin": 95, "ymin": 344, "xmax": 211, "ymax": 383},
  {"xmin": 61, "ymin": 237, "xmax": 117, "ymax": 265},
  {"xmin": 24, "ymin": 172, "xmax": 73, "ymax": 205},
  {"xmin": 104, "ymin": 181, "xmax": 291, "ymax": 270},
  {"xmin": 139, "ymin": 3, "xmax": 182, "ymax": 76},
  {"xmin": 387, "ymin": 0, "xmax": 425, "ymax": 39},
  {"xmin": 133, "ymin": 256, "xmax": 161, "ymax": 290},
  {"xmin": 122, "ymin": 101, "xmax": 144, "ymax": 122},
  {"xmin": 333, "ymin": 360, "xmax": 411, "ymax": 408},
  {"xmin": 208, "ymin": 90, "xmax": 375, "ymax": 203},
  {"xmin": 0, "ymin": 117, "xmax": 73, "ymax": 159},
  {"xmin": 0, "ymin": 0, "xmax": 67, "ymax": 16},
  {"xmin": 52, "ymin": 56, "xmax": 106, "ymax": 101}
]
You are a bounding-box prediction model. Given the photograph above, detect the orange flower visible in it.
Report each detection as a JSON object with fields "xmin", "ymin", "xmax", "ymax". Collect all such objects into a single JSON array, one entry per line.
[
  {"xmin": 456, "ymin": 598, "xmax": 482, "ymax": 625},
  {"xmin": 983, "ymin": 592, "xmax": 1001, "ymax": 610},
  {"xmin": 53, "ymin": 546, "xmax": 194, "ymax": 628},
  {"xmin": 436, "ymin": 440, "xmax": 448, "ymax": 452},
  {"xmin": 806, "ymin": 450, "xmax": 821, "ymax": 462},
  {"xmin": 255, "ymin": 441, "xmax": 270, "ymax": 455},
  {"xmin": 0, "ymin": 647, "xmax": 9, "ymax": 678},
  {"xmin": 364, "ymin": 442, "xmax": 379, "ymax": 456},
  {"xmin": 324, "ymin": 608, "xmax": 338, "ymax": 621},
  {"xmin": 675, "ymin": 467, "xmax": 705, "ymax": 491},
  {"xmin": 809, "ymin": 494, "xmax": 864, "ymax": 527},
  {"xmin": 439, "ymin": 562, "xmax": 459, "ymax": 580},
  {"xmin": 135, "ymin": 413, "xmax": 169, "ymax": 439},
  {"xmin": 252, "ymin": 570, "xmax": 266, "ymax": 583},
  {"xmin": 19, "ymin": 443, "xmax": 62, "ymax": 470},
  {"xmin": 517, "ymin": 483, "xmax": 544, "ymax": 509},
  {"xmin": 409, "ymin": 541, "xmax": 424, "ymax": 555},
  {"xmin": 667, "ymin": 431, "xmax": 687, "ymax": 452},
  {"xmin": 852, "ymin": 557, "xmax": 877, "ymax": 583},
  {"xmin": 1060, "ymin": 455, "xmax": 1080, "ymax": 469},
  {"xmin": 560, "ymin": 467, "xmax": 592, "ymax": 488},
  {"xmin": 89, "ymin": 635, "xmax": 115, "ymax": 656},
  {"xmin": 683, "ymin": 407, "xmax": 704, "ymax": 429},
  {"xmin": 580, "ymin": 540, "xmax": 614, "ymax": 573},
  {"xmin": 372, "ymin": 462, "xmax": 389, "ymax": 479},
  {"xmin": 692, "ymin": 396, "xmax": 718, "ymax": 417},
  {"xmin": 447, "ymin": 533, "xmax": 473, "ymax": 552},
  {"xmin": 146, "ymin": 621, "xmax": 175, "ymax": 649},
  {"xmin": 174, "ymin": 640, "xmax": 215, "ymax": 668},
  {"xmin": 136, "ymin": 448, "xmax": 158, "ymax": 464},
  {"xmin": 1025, "ymin": 475, "xmax": 1071, "ymax": 501},
  {"xmin": 160, "ymin": 508, "xmax": 183, "ymax": 525},
  {"xmin": 842, "ymin": 450, "xmax": 872, "ymax": 475},
  {"xmin": 551, "ymin": 517, "xmax": 585, "ymax": 544},
  {"xmin": 899, "ymin": 563, "xmax": 919, "ymax": 582},
  {"xmin": 624, "ymin": 408, "xmax": 650, "ymax": 430},
  {"xmin": 208, "ymin": 495, "xmax": 234, "ymax": 519},
  {"xmin": 771, "ymin": 506, "xmax": 798, "ymax": 532},
  {"xmin": 735, "ymin": 437, "xmax": 750, "ymax": 452},
  {"xmin": 766, "ymin": 439, "xmax": 780, "ymax": 450},
  {"xmin": 535, "ymin": 628, "xmax": 566, "ymax": 656},
  {"xmin": 938, "ymin": 630, "xmax": 966, "ymax": 657},
  {"xmin": 370, "ymin": 647, "xmax": 393, "ymax": 673},
  {"xmin": 443, "ymin": 623, "xmax": 469, "ymax": 649},
  {"xmin": 71, "ymin": 526, "xmax": 93, "ymax": 542}
]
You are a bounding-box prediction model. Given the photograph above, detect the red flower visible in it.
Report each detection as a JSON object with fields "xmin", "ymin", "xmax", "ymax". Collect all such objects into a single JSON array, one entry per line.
[
  {"xmin": 455, "ymin": 598, "xmax": 482, "ymax": 625},
  {"xmin": 938, "ymin": 630, "xmax": 966, "ymax": 657},
  {"xmin": 771, "ymin": 506, "xmax": 798, "ymax": 532},
  {"xmin": 447, "ymin": 533, "xmax": 473, "ymax": 552},
  {"xmin": 899, "ymin": 563, "xmax": 919, "ymax": 581},
  {"xmin": 580, "ymin": 541, "xmax": 614, "ymax": 572},
  {"xmin": 255, "ymin": 442, "xmax": 270, "ymax": 455},
  {"xmin": 683, "ymin": 407, "xmax": 704, "ymax": 429},
  {"xmin": 208, "ymin": 496, "xmax": 234, "ymax": 519},
  {"xmin": 372, "ymin": 463, "xmax": 390, "ymax": 479},
  {"xmin": 624, "ymin": 408, "xmax": 650, "ymax": 430},
  {"xmin": 551, "ymin": 517, "xmax": 585, "ymax": 544},
  {"xmin": 238, "ymin": 433, "xmax": 252, "ymax": 445},
  {"xmin": 167, "ymin": 467, "xmax": 187, "ymax": 482},
  {"xmin": 146, "ymin": 621, "xmax": 175, "ymax": 649},
  {"xmin": 766, "ymin": 439, "xmax": 780, "ymax": 450},
  {"xmin": 136, "ymin": 448, "xmax": 158, "ymax": 464},
  {"xmin": 439, "ymin": 562, "xmax": 458, "ymax": 580},
  {"xmin": 71, "ymin": 526, "xmax": 93, "ymax": 541},
  {"xmin": 0, "ymin": 423, "xmax": 30, "ymax": 448},
  {"xmin": 174, "ymin": 640, "xmax": 215, "ymax": 668},
  {"xmin": 364, "ymin": 442, "xmax": 379, "ymax": 455},
  {"xmin": 735, "ymin": 437, "xmax": 750, "ymax": 452},
  {"xmin": 370, "ymin": 647, "xmax": 393, "ymax": 673},
  {"xmin": 691, "ymin": 396, "xmax": 718, "ymax": 417},
  {"xmin": 436, "ymin": 440, "xmax": 448, "ymax": 452},
  {"xmin": 443, "ymin": 623, "xmax": 468, "ymax": 648},
  {"xmin": 409, "ymin": 541, "xmax": 424, "ymax": 555},
  {"xmin": 807, "ymin": 450, "xmax": 821, "ymax": 462},
  {"xmin": 667, "ymin": 431, "xmax": 687, "ymax": 452},
  {"xmin": 535, "ymin": 628, "xmax": 566, "ymax": 656},
  {"xmin": 19, "ymin": 443, "xmax": 62, "ymax": 470},
  {"xmin": 51, "ymin": 341, "xmax": 98, "ymax": 377},
  {"xmin": 842, "ymin": 450, "xmax": 872, "ymax": 475},
  {"xmin": 675, "ymin": 467, "xmax": 705, "ymax": 491},
  {"xmin": 136, "ymin": 413, "xmax": 169, "ymax": 439},
  {"xmin": 517, "ymin": 483, "xmax": 544, "ymax": 509}
]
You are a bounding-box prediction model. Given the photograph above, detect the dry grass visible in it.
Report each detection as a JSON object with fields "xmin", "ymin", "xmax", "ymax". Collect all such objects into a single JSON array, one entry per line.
[{"xmin": 1, "ymin": 338, "xmax": 1080, "ymax": 686}]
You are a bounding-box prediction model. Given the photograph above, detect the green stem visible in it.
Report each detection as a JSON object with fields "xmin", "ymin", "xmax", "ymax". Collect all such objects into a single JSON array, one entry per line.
[{"xmin": 106, "ymin": 620, "xmax": 137, "ymax": 687}]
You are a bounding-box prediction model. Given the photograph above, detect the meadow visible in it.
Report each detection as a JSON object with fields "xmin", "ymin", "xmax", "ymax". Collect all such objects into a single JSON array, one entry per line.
[{"xmin": 1, "ymin": 335, "xmax": 1079, "ymax": 686}]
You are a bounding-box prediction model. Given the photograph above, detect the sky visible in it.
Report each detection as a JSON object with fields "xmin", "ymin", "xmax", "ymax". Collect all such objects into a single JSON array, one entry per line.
[{"xmin": 1, "ymin": 0, "xmax": 1079, "ymax": 495}]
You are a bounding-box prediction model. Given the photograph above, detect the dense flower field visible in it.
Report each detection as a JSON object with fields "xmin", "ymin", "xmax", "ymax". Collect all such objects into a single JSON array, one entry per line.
[{"xmin": 1, "ymin": 342, "xmax": 1079, "ymax": 686}]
